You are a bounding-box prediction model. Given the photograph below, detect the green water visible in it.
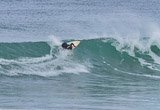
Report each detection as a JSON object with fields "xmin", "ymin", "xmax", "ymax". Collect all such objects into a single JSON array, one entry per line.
[{"xmin": 0, "ymin": 38, "xmax": 160, "ymax": 109}]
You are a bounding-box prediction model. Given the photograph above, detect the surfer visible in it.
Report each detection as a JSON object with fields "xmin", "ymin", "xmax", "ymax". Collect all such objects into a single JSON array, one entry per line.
[{"xmin": 61, "ymin": 42, "xmax": 76, "ymax": 50}]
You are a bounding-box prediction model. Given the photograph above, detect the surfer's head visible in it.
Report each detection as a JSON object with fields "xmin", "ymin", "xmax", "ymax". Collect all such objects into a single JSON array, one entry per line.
[{"xmin": 62, "ymin": 42, "xmax": 68, "ymax": 49}]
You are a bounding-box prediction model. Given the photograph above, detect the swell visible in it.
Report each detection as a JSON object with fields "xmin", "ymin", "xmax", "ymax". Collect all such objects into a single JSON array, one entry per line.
[
  {"xmin": 1, "ymin": 38, "xmax": 160, "ymax": 61},
  {"xmin": 0, "ymin": 38, "xmax": 160, "ymax": 77}
]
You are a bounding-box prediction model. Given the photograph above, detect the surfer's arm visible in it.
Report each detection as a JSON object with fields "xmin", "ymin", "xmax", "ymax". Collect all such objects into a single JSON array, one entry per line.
[
  {"xmin": 70, "ymin": 43, "xmax": 76, "ymax": 47},
  {"xmin": 66, "ymin": 43, "xmax": 75, "ymax": 49}
]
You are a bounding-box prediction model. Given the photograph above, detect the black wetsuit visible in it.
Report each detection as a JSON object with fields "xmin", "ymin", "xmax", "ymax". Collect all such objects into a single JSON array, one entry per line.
[
  {"xmin": 67, "ymin": 43, "xmax": 75, "ymax": 49},
  {"xmin": 62, "ymin": 43, "xmax": 75, "ymax": 50}
]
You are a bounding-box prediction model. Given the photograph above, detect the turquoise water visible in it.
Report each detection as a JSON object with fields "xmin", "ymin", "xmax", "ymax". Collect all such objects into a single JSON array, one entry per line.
[
  {"xmin": 0, "ymin": 39, "xmax": 160, "ymax": 109},
  {"xmin": 1, "ymin": 0, "xmax": 160, "ymax": 109}
]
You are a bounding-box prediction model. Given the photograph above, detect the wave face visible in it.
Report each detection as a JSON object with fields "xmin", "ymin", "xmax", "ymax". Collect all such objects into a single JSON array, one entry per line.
[
  {"xmin": 0, "ymin": 42, "xmax": 51, "ymax": 59},
  {"xmin": 0, "ymin": 38, "xmax": 160, "ymax": 78}
]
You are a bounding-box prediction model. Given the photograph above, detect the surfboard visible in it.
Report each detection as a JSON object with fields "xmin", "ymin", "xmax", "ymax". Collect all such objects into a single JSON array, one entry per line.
[{"xmin": 67, "ymin": 40, "xmax": 80, "ymax": 49}]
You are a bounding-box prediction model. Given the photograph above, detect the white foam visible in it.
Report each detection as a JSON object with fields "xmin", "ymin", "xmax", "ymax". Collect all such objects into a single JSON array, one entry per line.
[
  {"xmin": 102, "ymin": 21, "xmax": 160, "ymax": 71},
  {"xmin": 0, "ymin": 38, "xmax": 90, "ymax": 77},
  {"xmin": 48, "ymin": 35, "xmax": 62, "ymax": 46}
]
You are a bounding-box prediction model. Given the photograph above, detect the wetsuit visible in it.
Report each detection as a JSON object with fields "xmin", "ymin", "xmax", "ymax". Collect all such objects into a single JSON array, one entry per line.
[
  {"xmin": 67, "ymin": 43, "xmax": 75, "ymax": 49},
  {"xmin": 62, "ymin": 43, "xmax": 75, "ymax": 50}
]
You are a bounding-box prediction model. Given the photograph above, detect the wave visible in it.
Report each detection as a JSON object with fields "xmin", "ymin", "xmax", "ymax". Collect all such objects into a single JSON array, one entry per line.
[{"xmin": 0, "ymin": 37, "xmax": 160, "ymax": 78}]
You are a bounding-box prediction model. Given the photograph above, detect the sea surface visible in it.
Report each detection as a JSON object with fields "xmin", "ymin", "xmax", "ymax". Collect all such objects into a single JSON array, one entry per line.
[{"xmin": 0, "ymin": 0, "xmax": 160, "ymax": 110}]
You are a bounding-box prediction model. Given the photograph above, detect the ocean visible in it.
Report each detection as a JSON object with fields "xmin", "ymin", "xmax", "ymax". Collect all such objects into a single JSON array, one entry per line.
[{"xmin": 0, "ymin": 0, "xmax": 160, "ymax": 110}]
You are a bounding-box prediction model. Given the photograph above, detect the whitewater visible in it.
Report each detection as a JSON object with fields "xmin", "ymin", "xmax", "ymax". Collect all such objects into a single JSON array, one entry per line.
[{"xmin": 0, "ymin": 0, "xmax": 160, "ymax": 110}]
